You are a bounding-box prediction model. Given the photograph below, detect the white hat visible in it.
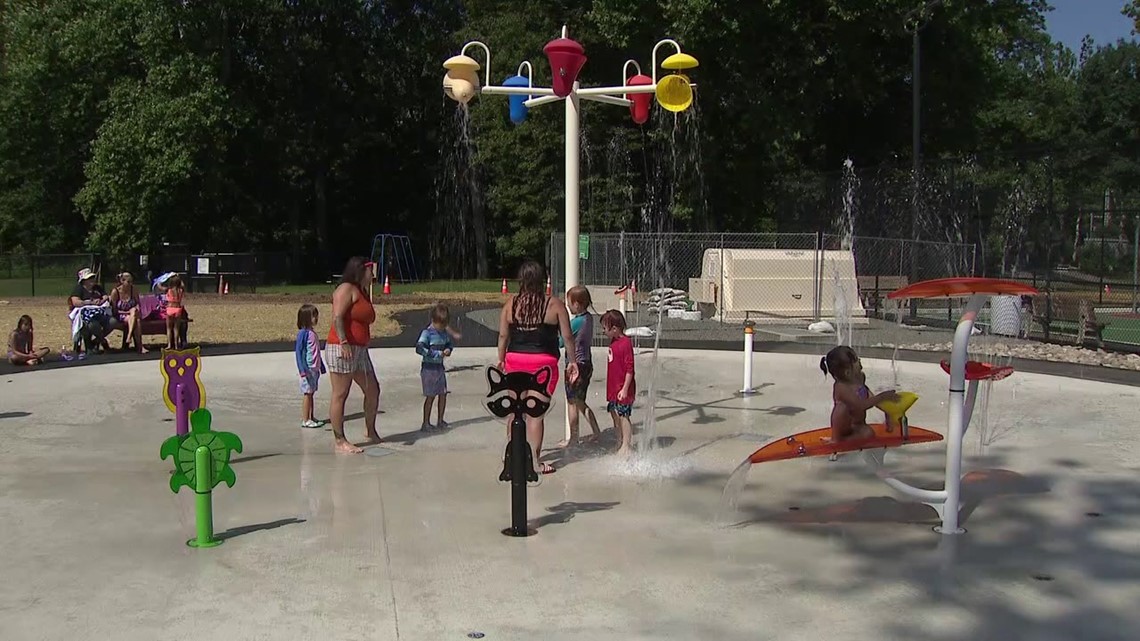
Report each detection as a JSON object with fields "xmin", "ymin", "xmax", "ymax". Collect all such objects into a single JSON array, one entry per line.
[{"xmin": 77, "ymin": 268, "xmax": 97, "ymax": 282}]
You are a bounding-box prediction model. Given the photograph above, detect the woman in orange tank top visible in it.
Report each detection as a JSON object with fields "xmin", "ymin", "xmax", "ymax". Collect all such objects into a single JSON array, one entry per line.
[{"xmin": 325, "ymin": 257, "xmax": 381, "ymax": 454}]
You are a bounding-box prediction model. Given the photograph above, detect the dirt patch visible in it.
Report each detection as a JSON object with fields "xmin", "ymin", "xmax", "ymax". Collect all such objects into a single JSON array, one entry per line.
[{"xmin": 0, "ymin": 297, "xmax": 495, "ymax": 352}]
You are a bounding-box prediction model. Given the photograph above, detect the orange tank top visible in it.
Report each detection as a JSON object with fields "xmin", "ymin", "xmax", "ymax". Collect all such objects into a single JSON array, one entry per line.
[{"xmin": 327, "ymin": 286, "xmax": 374, "ymax": 346}]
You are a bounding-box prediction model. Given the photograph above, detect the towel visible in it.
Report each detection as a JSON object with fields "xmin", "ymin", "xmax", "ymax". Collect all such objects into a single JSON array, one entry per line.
[
  {"xmin": 138, "ymin": 294, "xmax": 161, "ymax": 320},
  {"xmin": 69, "ymin": 303, "xmax": 111, "ymax": 342}
]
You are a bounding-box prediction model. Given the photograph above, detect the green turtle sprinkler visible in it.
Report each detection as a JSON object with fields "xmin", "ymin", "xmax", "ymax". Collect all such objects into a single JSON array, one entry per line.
[{"xmin": 159, "ymin": 408, "xmax": 242, "ymax": 548}]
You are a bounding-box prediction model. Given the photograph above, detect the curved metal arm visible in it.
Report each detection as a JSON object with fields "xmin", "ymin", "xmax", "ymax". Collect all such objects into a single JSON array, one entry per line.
[
  {"xmin": 461, "ymin": 40, "xmax": 492, "ymax": 87},
  {"xmin": 651, "ymin": 39, "xmax": 681, "ymax": 84},
  {"xmin": 517, "ymin": 61, "xmax": 533, "ymax": 87},
  {"xmin": 623, "ymin": 59, "xmax": 642, "ymax": 82}
]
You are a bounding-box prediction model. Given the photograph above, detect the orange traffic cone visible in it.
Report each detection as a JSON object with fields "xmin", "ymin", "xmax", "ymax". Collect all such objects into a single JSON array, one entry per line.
[
  {"xmin": 382, "ymin": 275, "xmax": 391, "ymax": 295},
  {"xmin": 223, "ymin": 282, "xmax": 230, "ymax": 295},
  {"xmin": 630, "ymin": 279, "xmax": 637, "ymax": 298},
  {"xmin": 545, "ymin": 275, "xmax": 552, "ymax": 296},
  {"xmin": 501, "ymin": 278, "xmax": 509, "ymax": 294}
]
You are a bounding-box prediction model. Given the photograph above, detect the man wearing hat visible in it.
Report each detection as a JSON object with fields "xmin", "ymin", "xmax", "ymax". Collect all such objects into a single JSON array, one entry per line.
[{"xmin": 68, "ymin": 268, "xmax": 121, "ymax": 353}]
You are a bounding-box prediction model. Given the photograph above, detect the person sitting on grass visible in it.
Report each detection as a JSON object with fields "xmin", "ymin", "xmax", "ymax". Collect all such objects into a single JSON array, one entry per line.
[{"xmin": 8, "ymin": 315, "xmax": 50, "ymax": 366}]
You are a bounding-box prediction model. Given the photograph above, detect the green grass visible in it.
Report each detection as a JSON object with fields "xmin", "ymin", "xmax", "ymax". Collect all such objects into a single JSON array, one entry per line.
[
  {"xmin": 0, "ymin": 277, "xmax": 75, "ymax": 298},
  {"xmin": 256, "ymin": 279, "xmax": 504, "ymax": 296},
  {"xmin": 1103, "ymin": 313, "xmax": 1140, "ymax": 345}
]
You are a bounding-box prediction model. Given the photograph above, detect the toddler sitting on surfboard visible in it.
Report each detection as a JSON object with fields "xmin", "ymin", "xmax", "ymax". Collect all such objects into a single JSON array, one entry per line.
[{"xmin": 819, "ymin": 346, "xmax": 899, "ymax": 457}]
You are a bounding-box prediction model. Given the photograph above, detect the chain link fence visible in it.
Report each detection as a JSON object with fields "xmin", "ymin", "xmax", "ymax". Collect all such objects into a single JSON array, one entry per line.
[
  {"xmin": 0, "ymin": 254, "xmax": 98, "ymax": 297},
  {"xmin": 547, "ymin": 232, "xmax": 975, "ymax": 345},
  {"xmin": 0, "ymin": 251, "xmax": 296, "ymax": 297}
]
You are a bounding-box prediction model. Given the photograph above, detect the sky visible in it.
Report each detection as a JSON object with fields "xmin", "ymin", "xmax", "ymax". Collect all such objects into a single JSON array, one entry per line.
[{"xmin": 1045, "ymin": 0, "xmax": 1137, "ymax": 52}]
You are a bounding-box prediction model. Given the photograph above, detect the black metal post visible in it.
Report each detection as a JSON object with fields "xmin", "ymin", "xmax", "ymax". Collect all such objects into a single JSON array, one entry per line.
[
  {"xmin": 504, "ymin": 412, "xmax": 534, "ymax": 537},
  {"xmin": 906, "ymin": 0, "xmax": 942, "ymax": 316},
  {"xmin": 486, "ymin": 365, "xmax": 543, "ymax": 538}
]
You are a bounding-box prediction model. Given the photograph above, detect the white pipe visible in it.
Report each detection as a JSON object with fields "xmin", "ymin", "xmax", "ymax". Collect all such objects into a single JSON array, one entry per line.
[
  {"xmin": 523, "ymin": 95, "xmax": 564, "ymax": 108},
  {"xmin": 481, "ymin": 85, "xmax": 556, "ymax": 97},
  {"xmin": 581, "ymin": 94, "xmax": 632, "ymax": 108},
  {"xmin": 962, "ymin": 380, "xmax": 979, "ymax": 434},
  {"xmin": 578, "ymin": 84, "xmax": 658, "ymax": 96},
  {"xmin": 461, "ymin": 41, "xmax": 492, "ymax": 87},
  {"xmin": 740, "ymin": 323, "xmax": 755, "ymax": 394},
  {"xmin": 938, "ymin": 293, "xmax": 985, "ymax": 534},
  {"xmin": 651, "ymin": 39, "xmax": 681, "ymax": 85},
  {"xmin": 622, "ymin": 59, "xmax": 642, "ymax": 86},
  {"xmin": 563, "ymin": 81, "xmax": 580, "ymax": 442},
  {"xmin": 862, "ymin": 451, "xmax": 949, "ymax": 503},
  {"xmin": 517, "ymin": 61, "xmax": 533, "ymax": 84}
]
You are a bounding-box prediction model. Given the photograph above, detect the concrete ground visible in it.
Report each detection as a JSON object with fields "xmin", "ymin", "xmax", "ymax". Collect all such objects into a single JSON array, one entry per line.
[{"xmin": 1, "ymin": 347, "xmax": 1138, "ymax": 641}]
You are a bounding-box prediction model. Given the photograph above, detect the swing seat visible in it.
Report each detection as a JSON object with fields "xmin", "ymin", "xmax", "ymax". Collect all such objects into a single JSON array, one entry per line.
[
  {"xmin": 939, "ymin": 359, "xmax": 1014, "ymax": 381},
  {"xmin": 748, "ymin": 424, "xmax": 944, "ymax": 464}
]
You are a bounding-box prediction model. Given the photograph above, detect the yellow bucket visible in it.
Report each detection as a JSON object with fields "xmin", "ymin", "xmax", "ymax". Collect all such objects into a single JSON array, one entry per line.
[
  {"xmin": 655, "ymin": 74, "xmax": 693, "ymax": 112},
  {"xmin": 876, "ymin": 392, "xmax": 918, "ymax": 424}
]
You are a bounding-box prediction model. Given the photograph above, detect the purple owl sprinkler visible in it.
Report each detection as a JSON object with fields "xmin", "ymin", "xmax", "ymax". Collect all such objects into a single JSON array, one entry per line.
[{"xmin": 161, "ymin": 347, "xmax": 206, "ymax": 436}]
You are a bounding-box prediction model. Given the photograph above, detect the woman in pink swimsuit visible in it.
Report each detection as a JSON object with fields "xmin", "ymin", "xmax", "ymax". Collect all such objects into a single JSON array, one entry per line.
[{"xmin": 496, "ymin": 260, "xmax": 578, "ymax": 475}]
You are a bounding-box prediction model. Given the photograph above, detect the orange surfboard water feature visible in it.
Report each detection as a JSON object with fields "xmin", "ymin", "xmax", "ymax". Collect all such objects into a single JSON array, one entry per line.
[{"xmin": 747, "ymin": 424, "xmax": 944, "ymax": 464}]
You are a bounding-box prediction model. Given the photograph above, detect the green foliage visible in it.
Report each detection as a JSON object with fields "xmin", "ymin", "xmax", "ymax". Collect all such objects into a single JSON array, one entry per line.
[
  {"xmin": 0, "ymin": 0, "xmax": 1136, "ymax": 279},
  {"xmin": 77, "ymin": 56, "xmax": 237, "ymax": 253}
]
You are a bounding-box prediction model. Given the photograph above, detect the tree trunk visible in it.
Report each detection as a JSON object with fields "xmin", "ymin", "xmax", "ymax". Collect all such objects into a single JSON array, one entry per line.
[
  {"xmin": 289, "ymin": 188, "xmax": 301, "ymax": 282},
  {"xmin": 471, "ymin": 176, "xmax": 488, "ymax": 279},
  {"xmin": 314, "ymin": 165, "xmax": 329, "ymax": 268}
]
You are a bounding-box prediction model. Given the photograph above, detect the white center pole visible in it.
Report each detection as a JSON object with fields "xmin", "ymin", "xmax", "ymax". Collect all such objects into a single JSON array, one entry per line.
[
  {"xmin": 938, "ymin": 293, "xmax": 985, "ymax": 534},
  {"xmin": 564, "ymin": 82, "xmax": 580, "ymax": 294},
  {"xmin": 563, "ymin": 81, "xmax": 581, "ymax": 442}
]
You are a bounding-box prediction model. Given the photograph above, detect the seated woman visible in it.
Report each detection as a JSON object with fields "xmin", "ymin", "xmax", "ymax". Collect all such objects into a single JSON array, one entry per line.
[
  {"xmin": 110, "ymin": 271, "xmax": 148, "ymax": 353},
  {"xmin": 68, "ymin": 268, "xmax": 119, "ymax": 354},
  {"xmin": 8, "ymin": 315, "xmax": 50, "ymax": 365}
]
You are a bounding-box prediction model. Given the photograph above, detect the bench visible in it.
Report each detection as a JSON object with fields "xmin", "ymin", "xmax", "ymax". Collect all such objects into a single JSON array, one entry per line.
[
  {"xmin": 858, "ymin": 275, "xmax": 909, "ymax": 317},
  {"xmin": 1028, "ymin": 293, "xmax": 1105, "ymax": 347},
  {"xmin": 109, "ymin": 295, "xmax": 191, "ymax": 348}
]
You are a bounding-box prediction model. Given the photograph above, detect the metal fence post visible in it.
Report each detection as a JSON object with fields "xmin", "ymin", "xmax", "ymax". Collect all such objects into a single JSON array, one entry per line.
[
  {"xmin": 718, "ymin": 233, "xmax": 725, "ymax": 323},
  {"xmin": 813, "ymin": 231, "xmax": 822, "ymax": 322}
]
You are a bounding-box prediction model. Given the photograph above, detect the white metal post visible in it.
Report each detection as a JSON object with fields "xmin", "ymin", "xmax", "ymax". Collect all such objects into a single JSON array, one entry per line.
[
  {"xmin": 937, "ymin": 293, "xmax": 985, "ymax": 534},
  {"xmin": 562, "ymin": 81, "xmax": 581, "ymax": 442},
  {"xmin": 564, "ymin": 82, "xmax": 580, "ymax": 295},
  {"xmin": 740, "ymin": 321, "xmax": 756, "ymax": 394}
]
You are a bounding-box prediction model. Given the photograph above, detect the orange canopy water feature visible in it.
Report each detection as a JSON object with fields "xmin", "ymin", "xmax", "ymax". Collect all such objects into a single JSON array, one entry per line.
[{"xmin": 888, "ymin": 277, "xmax": 1038, "ymax": 300}]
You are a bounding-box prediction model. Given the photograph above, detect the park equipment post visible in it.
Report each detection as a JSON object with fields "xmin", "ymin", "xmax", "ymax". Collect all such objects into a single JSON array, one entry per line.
[
  {"xmin": 740, "ymin": 321, "xmax": 757, "ymax": 395},
  {"xmin": 485, "ymin": 366, "xmax": 550, "ymax": 537},
  {"xmin": 175, "ymin": 384, "xmax": 188, "ymax": 436},
  {"xmin": 160, "ymin": 408, "xmax": 242, "ymax": 549},
  {"xmin": 445, "ymin": 26, "xmax": 698, "ymax": 443},
  {"xmin": 505, "ymin": 412, "xmax": 532, "ymax": 537},
  {"xmin": 189, "ymin": 445, "xmax": 221, "ymax": 548}
]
